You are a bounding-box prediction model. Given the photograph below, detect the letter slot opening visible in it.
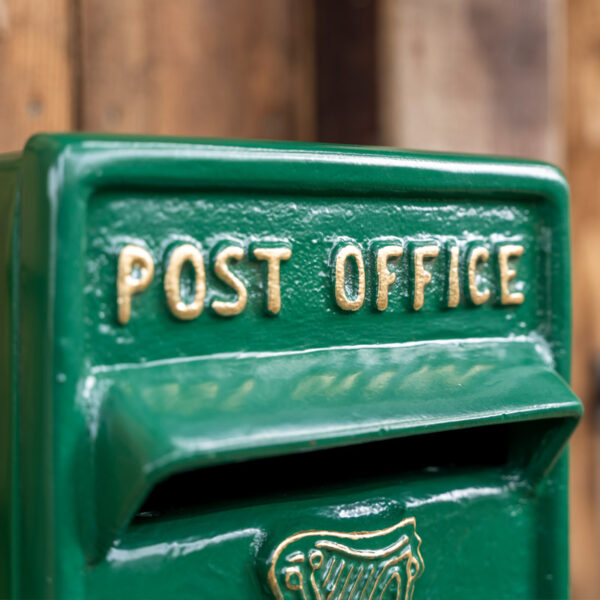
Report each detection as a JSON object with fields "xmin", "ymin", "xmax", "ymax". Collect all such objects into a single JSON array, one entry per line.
[
  {"xmin": 132, "ymin": 420, "xmax": 548, "ymax": 526},
  {"xmin": 132, "ymin": 426, "xmax": 510, "ymax": 526}
]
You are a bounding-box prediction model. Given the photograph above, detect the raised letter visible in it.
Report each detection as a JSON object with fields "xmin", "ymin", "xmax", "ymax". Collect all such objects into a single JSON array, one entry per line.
[
  {"xmin": 413, "ymin": 245, "xmax": 439, "ymax": 310},
  {"xmin": 468, "ymin": 246, "xmax": 490, "ymax": 305},
  {"xmin": 447, "ymin": 245, "xmax": 460, "ymax": 308},
  {"xmin": 253, "ymin": 247, "xmax": 292, "ymax": 315},
  {"xmin": 212, "ymin": 246, "xmax": 247, "ymax": 316},
  {"xmin": 335, "ymin": 245, "xmax": 365, "ymax": 311},
  {"xmin": 164, "ymin": 244, "xmax": 206, "ymax": 320},
  {"xmin": 376, "ymin": 245, "xmax": 403, "ymax": 311},
  {"xmin": 117, "ymin": 244, "xmax": 154, "ymax": 325},
  {"xmin": 498, "ymin": 244, "xmax": 525, "ymax": 305}
]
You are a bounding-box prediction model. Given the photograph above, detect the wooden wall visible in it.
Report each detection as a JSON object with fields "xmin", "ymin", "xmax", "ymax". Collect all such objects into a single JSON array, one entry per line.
[
  {"xmin": 0, "ymin": 0, "xmax": 597, "ymax": 595},
  {"xmin": 568, "ymin": 0, "xmax": 600, "ymax": 595},
  {"xmin": 0, "ymin": 0, "xmax": 315, "ymax": 150},
  {"xmin": 378, "ymin": 0, "xmax": 565, "ymax": 163},
  {"xmin": 0, "ymin": 0, "xmax": 74, "ymax": 151}
]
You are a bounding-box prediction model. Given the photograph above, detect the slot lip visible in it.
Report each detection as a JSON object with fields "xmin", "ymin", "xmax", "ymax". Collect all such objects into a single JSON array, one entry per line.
[{"xmin": 85, "ymin": 337, "xmax": 581, "ymax": 563}]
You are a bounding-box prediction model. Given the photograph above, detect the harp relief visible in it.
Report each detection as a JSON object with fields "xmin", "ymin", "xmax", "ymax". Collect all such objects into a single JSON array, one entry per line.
[{"xmin": 267, "ymin": 517, "xmax": 424, "ymax": 600}]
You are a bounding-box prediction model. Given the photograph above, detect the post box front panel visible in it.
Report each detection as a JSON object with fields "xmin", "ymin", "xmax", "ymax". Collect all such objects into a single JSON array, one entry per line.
[{"xmin": 11, "ymin": 136, "xmax": 578, "ymax": 599}]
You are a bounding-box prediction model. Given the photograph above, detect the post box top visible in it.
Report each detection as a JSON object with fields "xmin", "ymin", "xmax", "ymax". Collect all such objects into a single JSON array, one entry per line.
[{"xmin": 20, "ymin": 132, "xmax": 569, "ymax": 197}]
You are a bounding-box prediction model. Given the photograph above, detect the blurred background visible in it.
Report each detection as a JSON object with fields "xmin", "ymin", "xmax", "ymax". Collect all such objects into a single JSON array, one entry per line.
[{"xmin": 0, "ymin": 0, "xmax": 597, "ymax": 596}]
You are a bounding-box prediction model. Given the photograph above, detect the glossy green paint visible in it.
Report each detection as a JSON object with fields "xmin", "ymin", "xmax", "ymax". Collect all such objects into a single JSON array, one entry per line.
[{"xmin": 0, "ymin": 134, "xmax": 582, "ymax": 598}]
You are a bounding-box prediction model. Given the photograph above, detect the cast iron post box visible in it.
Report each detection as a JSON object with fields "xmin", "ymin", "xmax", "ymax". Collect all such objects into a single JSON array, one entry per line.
[{"xmin": 0, "ymin": 135, "xmax": 582, "ymax": 598}]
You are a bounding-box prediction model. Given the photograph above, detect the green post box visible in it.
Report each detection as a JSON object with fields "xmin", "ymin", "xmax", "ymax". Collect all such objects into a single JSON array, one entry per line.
[{"xmin": 0, "ymin": 134, "xmax": 582, "ymax": 598}]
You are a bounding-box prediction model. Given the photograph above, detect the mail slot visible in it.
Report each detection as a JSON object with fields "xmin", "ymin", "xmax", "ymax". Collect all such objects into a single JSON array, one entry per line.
[{"xmin": 0, "ymin": 134, "xmax": 582, "ymax": 599}]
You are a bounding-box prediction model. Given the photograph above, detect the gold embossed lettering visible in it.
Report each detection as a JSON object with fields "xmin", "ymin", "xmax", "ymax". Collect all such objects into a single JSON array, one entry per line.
[
  {"xmin": 253, "ymin": 247, "xmax": 292, "ymax": 314},
  {"xmin": 413, "ymin": 245, "xmax": 439, "ymax": 310},
  {"xmin": 117, "ymin": 244, "xmax": 154, "ymax": 325},
  {"xmin": 498, "ymin": 244, "xmax": 525, "ymax": 305},
  {"xmin": 468, "ymin": 246, "xmax": 490, "ymax": 305},
  {"xmin": 212, "ymin": 246, "xmax": 247, "ymax": 316},
  {"xmin": 376, "ymin": 245, "xmax": 403, "ymax": 311},
  {"xmin": 335, "ymin": 245, "xmax": 365, "ymax": 311},
  {"xmin": 447, "ymin": 245, "xmax": 460, "ymax": 308},
  {"xmin": 164, "ymin": 244, "xmax": 206, "ymax": 320}
]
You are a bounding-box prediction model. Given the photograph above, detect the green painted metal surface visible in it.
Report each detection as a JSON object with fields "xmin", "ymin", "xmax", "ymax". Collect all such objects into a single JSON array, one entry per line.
[{"xmin": 0, "ymin": 134, "xmax": 582, "ymax": 598}]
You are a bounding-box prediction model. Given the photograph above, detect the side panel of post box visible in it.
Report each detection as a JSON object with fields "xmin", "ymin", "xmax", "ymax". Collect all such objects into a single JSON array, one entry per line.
[
  {"xmin": 18, "ymin": 137, "xmax": 91, "ymax": 598},
  {"xmin": 0, "ymin": 155, "xmax": 19, "ymax": 599},
  {"xmin": 14, "ymin": 135, "xmax": 577, "ymax": 597}
]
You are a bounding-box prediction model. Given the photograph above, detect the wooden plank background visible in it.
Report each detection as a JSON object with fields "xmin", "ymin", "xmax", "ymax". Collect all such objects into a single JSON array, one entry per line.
[
  {"xmin": 0, "ymin": 0, "xmax": 73, "ymax": 151},
  {"xmin": 78, "ymin": 0, "xmax": 315, "ymax": 140},
  {"xmin": 0, "ymin": 0, "xmax": 598, "ymax": 596},
  {"xmin": 568, "ymin": 0, "xmax": 600, "ymax": 594},
  {"xmin": 378, "ymin": 0, "xmax": 565, "ymax": 163}
]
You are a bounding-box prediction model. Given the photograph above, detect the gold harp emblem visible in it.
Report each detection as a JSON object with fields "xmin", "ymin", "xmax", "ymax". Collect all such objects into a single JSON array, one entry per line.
[{"xmin": 267, "ymin": 517, "xmax": 424, "ymax": 600}]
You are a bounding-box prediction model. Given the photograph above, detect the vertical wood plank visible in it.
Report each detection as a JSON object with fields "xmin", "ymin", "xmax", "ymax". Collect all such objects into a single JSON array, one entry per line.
[
  {"xmin": 378, "ymin": 0, "xmax": 564, "ymax": 164},
  {"xmin": 568, "ymin": 0, "xmax": 600, "ymax": 597},
  {"xmin": 0, "ymin": 0, "xmax": 74, "ymax": 153},
  {"xmin": 79, "ymin": 0, "xmax": 315, "ymax": 140},
  {"xmin": 314, "ymin": 0, "xmax": 378, "ymax": 145}
]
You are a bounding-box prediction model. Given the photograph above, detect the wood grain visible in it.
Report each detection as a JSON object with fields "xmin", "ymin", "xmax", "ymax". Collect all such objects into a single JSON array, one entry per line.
[
  {"xmin": 78, "ymin": 0, "xmax": 315, "ymax": 140},
  {"xmin": 378, "ymin": 0, "xmax": 564, "ymax": 164},
  {"xmin": 315, "ymin": 0, "xmax": 378, "ymax": 145},
  {"xmin": 568, "ymin": 0, "xmax": 600, "ymax": 596},
  {"xmin": 0, "ymin": 0, "xmax": 74, "ymax": 153}
]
